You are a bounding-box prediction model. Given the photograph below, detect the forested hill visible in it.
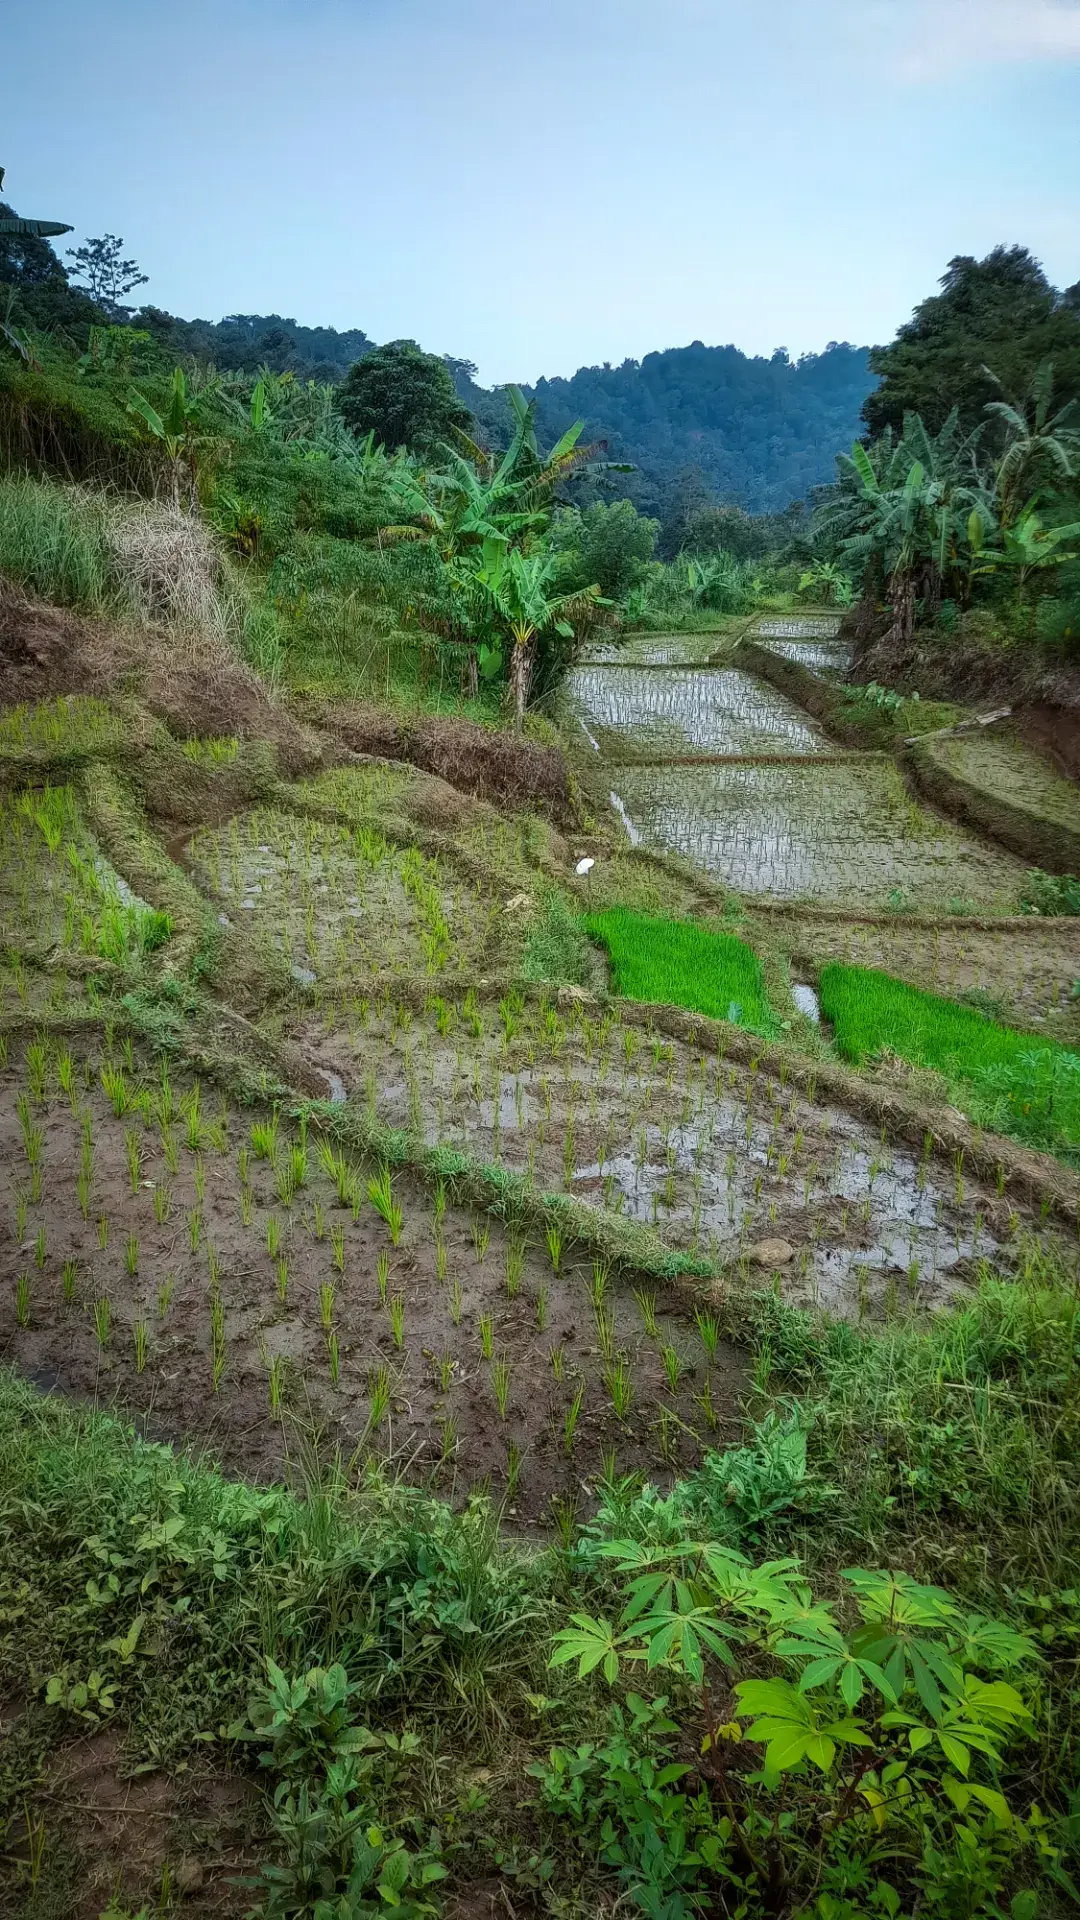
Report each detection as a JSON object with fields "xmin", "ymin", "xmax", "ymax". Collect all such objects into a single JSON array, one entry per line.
[
  {"xmin": 520, "ymin": 342, "xmax": 876, "ymax": 515},
  {"xmin": 137, "ymin": 308, "xmax": 875, "ymax": 515}
]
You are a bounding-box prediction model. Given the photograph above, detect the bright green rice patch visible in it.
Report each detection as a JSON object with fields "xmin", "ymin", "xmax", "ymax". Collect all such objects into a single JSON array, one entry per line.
[
  {"xmin": 820, "ymin": 961, "xmax": 1080, "ymax": 1157},
  {"xmin": 585, "ymin": 907, "xmax": 776, "ymax": 1032}
]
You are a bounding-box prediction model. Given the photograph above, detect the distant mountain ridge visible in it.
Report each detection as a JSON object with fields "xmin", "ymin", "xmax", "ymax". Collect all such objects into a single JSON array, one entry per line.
[{"xmin": 144, "ymin": 309, "xmax": 876, "ymax": 515}]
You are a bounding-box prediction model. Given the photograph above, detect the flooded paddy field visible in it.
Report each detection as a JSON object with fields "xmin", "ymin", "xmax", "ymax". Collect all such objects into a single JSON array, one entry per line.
[
  {"xmin": 289, "ymin": 989, "xmax": 1033, "ymax": 1320},
  {"xmin": 928, "ymin": 729, "xmax": 1080, "ymax": 836},
  {"xmin": 560, "ymin": 664, "xmax": 831, "ymax": 758},
  {"xmin": 0, "ymin": 1029, "xmax": 745, "ymax": 1524},
  {"xmin": 606, "ymin": 757, "xmax": 1027, "ymax": 910}
]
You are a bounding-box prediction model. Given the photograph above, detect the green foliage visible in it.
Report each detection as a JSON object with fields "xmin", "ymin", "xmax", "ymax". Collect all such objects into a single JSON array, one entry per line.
[
  {"xmin": 1020, "ymin": 868, "xmax": 1080, "ymax": 915},
  {"xmin": 865, "ymin": 246, "xmax": 1080, "ymax": 440},
  {"xmin": 545, "ymin": 1537, "xmax": 1058, "ymax": 1916},
  {"xmin": 819, "ymin": 962, "xmax": 1080, "ymax": 1155},
  {"xmin": 585, "ymin": 907, "xmax": 776, "ymax": 1034},
  {"xmin": 521, "ymin": 889, "xmax": 595, "ymax": 986},
  {"xmin": 550, "ymin": 498, "xmax": 659, "ymax": 600},
  {"xmin": 0, "ymin": 473, "xmax": 132, "ymax": 614},
  {"xmin": 337, "ymin": 339, "xmax": 472, "ymax": 455}
]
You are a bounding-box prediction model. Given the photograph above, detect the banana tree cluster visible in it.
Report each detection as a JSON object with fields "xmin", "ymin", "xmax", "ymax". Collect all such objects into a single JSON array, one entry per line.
[
  {"xmin": 375, "ymin": 386, "xmax": 621, "ymax": 715},
  {"xmin": 813, "ymin": 359, "xmax": 1080, "ymax": 647}
]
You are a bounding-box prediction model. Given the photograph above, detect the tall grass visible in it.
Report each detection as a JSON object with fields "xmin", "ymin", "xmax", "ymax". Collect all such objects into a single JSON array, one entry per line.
[
  {"xmin": 820, "ymin": 961, "xmax": 1080, "ymax": 1154},
  {"xmin": 0, "ymin": 473, "xmax": 132, "ymax": 615},
  {"xmin": 585, "ymin": 906, "xmax": 775, "ymax": 1031}
]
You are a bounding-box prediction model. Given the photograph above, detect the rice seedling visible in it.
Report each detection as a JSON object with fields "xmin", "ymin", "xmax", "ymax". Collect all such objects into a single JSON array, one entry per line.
[
  {"xmin": 62, "ymin": 1257, "xmax": 78, "ymax": 1305},
  {"xmin": 588, "ymin": 1261, "xmax": 609, "ymax": 1310},
  {"xmin": 121, "ymin": 1232, "xmax": 138, "ymax": 1278},
  {"xmin": 535, "ymin": 1284, "xmax": 548, "ymax": 1331},
  {"xmin": 289, "ymin": 1141, "xmax": 308, "ymax": 1191},
  {"xmin": 34, "ymin": 1225, "xmax": 46, "ymax": 1270},
  {"xmin": 266, "ymin": 1216, "xmax": 282, "ymax": 1259},
  {"xmin": 505, "ymin": 1239, "xmax": 525, "ymax": 1299},
  {"xmin": 694, "ymin": 1307, "xmax": 721, "ymax": 1360},
  {"xmin": 491, "ymin": 1357, "xmax": 512, "ymax": 1419},
  {"xmin": 550, "ymin": 1491, "xmax": 578, "ymax": 1551},
  {"xmin": 26, "ymin": 1039, "xmax": 48, "ymax": 1103},
  {"xmin": 274, "ymin": 1158, "xmax": 297, "ymax": 1208},
  {"xmin": 210, "ymin": 1292, "xmax": 226, "ymax": 1391},
  {"xmin": 435, "ymin": 1236, "xmax": 448, "ymax": 1282},
  {"xmin": 277, "ymin": 1256, "xmax": 289, "ymax": 1302},
  {"xmin": 388, "ymin": 1294, "xmax": 405, "ymax": 1349},
  {"xmin": 605, "ymin": 1355, "xmax": 634, "ymax": 1421},
  {"xmin": 696, "ymin": 1376, "xmax": 719, "ymax": 1431},
  {"xmin": 192, "ymin": 1155, "xmax": 207, "ymax": 1204},
  {"xmin": 157, "ymin": 1275, "xmax": 175, "ymax": 1319},
  {"xmin": 549, "ymin": 1342, "xmax": 565, "ymax": 1381},
  {"xmin": 545, "ymin": 1222, "xmax": 563, "ymax": 1273},
  {"xmin": 657, "ymin": 1407, "xmax": 678, "ymax": 1463},
  {"xmin": 250, "ymin": 1113, "xmax": 279, "ymax": 1162},
  {"xmin": 152, "ymin": 1182, "xmax": 172, "ymax": 1226},
  {"xmin": 319, "ymin": 1282, "xmax": 335, "ymax": 1332},
  {"xmin": 449, "ymin": 1273, "xmax": 463, "ymax": 1324},
  {"xmin": 479, "ymin": 1314, "xmax": 494, "ymax": 1360},
  {"xmin": 433, "ymin": 1178, "xmax": 447, "ymax": 1226},
  {"xmin": 563, "ymin": 1382, "xmax": 585, "ymax": 1454},
  {"xmin": 124, "ymin": 1128, "xmax": 142, "ymax": 1193},
  {"xmin": 13, "ymin": 1191, "xmax": 28, "ymax": 1241},
  {"xmin": 368, "ymin": 1166, "xmax": 403, "ymax": 1244},
  {"xmin": 15, "ymin": 1271, "xmax": 31, "ymax": 1328},
  {"xmin": 265, "ymin": 1350, "xmax": 287, "ymax": 1413},
  {"xmin": 367, "ymin": 1364, "xmax": 391, "ymax": 1430},
  {"xmin": 240, "ymin": 1186, "xmax": 253, "ymax": 1227},
  {"xmin": 661, "ymin": 1344, "xmax": 684, "ymax": 1392},
  {"xmin": 312, "ymin": 1196, "xmax": 326, "ymax": 1240},
  {"xmin": 440, "ymin": 1412, "xmax": 458, "ymax": 1464},
  {"xmin": 133, "ymin": 1318, "xmax": 148, "ymax": 1374},
  {"xmin": 473, "ymin": 1218, "xmax": 490, "ymax": 1262},
  {"xmin": 162, "ymin": 1129, "xmax": 179, "ymax": 1176},
  {"xmin": 327, "ymin": 1330, "xmax": 340, "ymax": 1386},
  {"xmin": 505, "ymin": 1439, "xmax": 524, "ymax": 1499},
  {"xmin": 330, "ymin": 1223, "xmax": 345, "ymax": 1274},
  {"xmin": 92, "ymin": 1295, "xmax": 111, "ymax": 1349},
  {"xmin": 375, "ymin": 1249, "xmax": 390, "ymax": 1305}
]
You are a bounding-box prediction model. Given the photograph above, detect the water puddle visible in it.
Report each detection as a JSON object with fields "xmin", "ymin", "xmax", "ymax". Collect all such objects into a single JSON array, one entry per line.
[
  {"xmin": 791, "ymin": 982, "xmax": 821, "ymax": 1023},
  {"xmin": 762, "ymin": 637, "xmax": 852, "ymax": 676}
]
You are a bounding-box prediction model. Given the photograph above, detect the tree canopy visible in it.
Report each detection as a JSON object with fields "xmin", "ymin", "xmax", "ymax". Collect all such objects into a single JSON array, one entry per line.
[
  {"xmin": 337, "ymin": 339, "xmax": 473, "ymax": 455},
  {"xmin": 864, "ymin": 246, "xmax": 1080, "ymax": 441}
]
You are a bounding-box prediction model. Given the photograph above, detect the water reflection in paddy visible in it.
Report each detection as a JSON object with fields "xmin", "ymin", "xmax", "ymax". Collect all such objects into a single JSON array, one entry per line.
[
  {"xmin": 561, "ymin": 665, "xmax": 831, "ymax": 759},
  {"xmin": 609, "ymin": 760, "xmax": 1026, "ymax": 910}
]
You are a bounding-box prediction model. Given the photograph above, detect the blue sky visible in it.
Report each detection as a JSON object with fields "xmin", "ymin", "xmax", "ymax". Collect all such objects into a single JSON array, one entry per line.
[{"xmin": 6, "ymin": 0, "xmax": 1079, "ymax": 384}]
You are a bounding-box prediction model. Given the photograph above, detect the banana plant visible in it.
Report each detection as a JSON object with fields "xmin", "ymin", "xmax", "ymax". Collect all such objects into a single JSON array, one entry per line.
[
  {"xmin": 984, "ymin": 357, "xmax": 1080, "ymax": 527},
  {"xmin": 472, "ymin": 535, "xmax": 604, "ymax": 728},
  {"xmin": 128, "ymin": 366, "xmax": 209, "ymax": 509}
]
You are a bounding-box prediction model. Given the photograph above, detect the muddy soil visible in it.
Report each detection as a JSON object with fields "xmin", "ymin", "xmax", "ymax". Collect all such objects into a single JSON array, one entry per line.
[{"xmin": 0, "ymin": 1034, "xmax": 743, "ymax": 1528}]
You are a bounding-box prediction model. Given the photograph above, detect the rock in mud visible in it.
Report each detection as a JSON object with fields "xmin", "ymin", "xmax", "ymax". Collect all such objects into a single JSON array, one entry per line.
[{"xmin": 749, "ymin": 1236, "xmax": 795, "ymax": 1267}]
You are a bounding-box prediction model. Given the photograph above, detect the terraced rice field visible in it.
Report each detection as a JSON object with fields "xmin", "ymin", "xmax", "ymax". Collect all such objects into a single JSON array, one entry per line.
[
  {"xmin": 561, "ymin": 665, "xmax": 830, "ymax": 759},
  {"xmin": 607, "ymin": 758, "xmax": 1026, "ymax": 909}
]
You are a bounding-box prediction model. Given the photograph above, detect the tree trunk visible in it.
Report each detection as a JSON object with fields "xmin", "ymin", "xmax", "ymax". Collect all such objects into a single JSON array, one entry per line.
[
  {"xmin": 882, "ymin": 567, "xmax": 916, "ymax": 654},
  {"xmin": 465, "ymin": 647, "xmax": 478, "ymax": 701},
  {"xmin": 510, "ymin": 638, "xmax": 532, "ymax": 733}
]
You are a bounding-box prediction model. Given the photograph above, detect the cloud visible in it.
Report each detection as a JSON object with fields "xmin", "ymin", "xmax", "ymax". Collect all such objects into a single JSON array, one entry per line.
[{"xmin": 853, "ymin": 0, "xmax": 1080, "ymax": 78}]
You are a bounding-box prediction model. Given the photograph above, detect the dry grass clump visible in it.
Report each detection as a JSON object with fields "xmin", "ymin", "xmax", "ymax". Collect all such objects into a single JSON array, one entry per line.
[{"xmin": 103, "ymin": 498, "xmax": 234, "ymax": 642}]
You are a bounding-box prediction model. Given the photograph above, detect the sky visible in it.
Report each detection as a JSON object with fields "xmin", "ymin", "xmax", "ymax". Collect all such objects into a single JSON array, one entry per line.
[{"xmin": 6, "ymin": 0, "xmax": 1080, "ymax": 386}]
